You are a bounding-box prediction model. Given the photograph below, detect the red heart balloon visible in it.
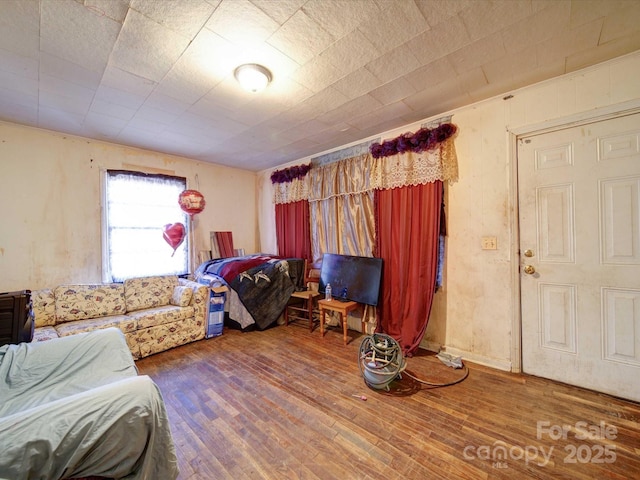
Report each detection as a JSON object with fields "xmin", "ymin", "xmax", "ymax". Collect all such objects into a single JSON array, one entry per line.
[{"xmin": 163, "ymin": 223, "xmax": 186, "ymax": 256}]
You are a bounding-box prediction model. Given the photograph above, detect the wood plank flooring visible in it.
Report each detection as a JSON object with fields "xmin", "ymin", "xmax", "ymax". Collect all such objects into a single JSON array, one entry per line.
[{"xmin": 136, "ymin": 324, "xmax": 640, "ymax": 480}]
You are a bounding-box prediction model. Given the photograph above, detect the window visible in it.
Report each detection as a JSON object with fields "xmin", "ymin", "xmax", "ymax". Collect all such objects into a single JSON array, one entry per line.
[{"xmin": 103, "ymin": 170, "xmax": 189, "ymax": 282}]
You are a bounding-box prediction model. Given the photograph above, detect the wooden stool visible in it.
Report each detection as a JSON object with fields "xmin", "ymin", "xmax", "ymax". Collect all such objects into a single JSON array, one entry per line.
[
  {"xmin": 285, "ymin": 290, "xmax": 320, "ymax": 331},
  {"xmin": 318, "ymin": 299, "xmax": 359, "ymax": 345}
]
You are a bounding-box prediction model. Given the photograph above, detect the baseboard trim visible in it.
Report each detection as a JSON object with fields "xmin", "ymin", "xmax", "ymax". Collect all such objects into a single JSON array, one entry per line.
[{"xmin": 440, "ymin": 346, "xmax": 512, "ymax": 372}]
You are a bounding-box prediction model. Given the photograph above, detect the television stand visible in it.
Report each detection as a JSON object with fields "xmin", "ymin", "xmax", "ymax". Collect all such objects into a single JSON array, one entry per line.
[{"xmin": 318, "ymin": 299, "xmax": 359, "ymax": 345}]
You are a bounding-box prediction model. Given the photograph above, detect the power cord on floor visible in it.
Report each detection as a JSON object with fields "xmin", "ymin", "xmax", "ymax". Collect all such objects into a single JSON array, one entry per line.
[{"xmin": 403, "ymin": 364, "xmax": 469, "ymax": 387}]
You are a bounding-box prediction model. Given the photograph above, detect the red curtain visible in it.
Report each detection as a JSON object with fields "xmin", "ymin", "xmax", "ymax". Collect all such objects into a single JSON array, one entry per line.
[
  {"xmin": 375, "ymin": 181, "xmax": 443, "ymax": 357},
  {"xmin": 275, "ymin": 200, "xmax": 312, "ymax": 260}
]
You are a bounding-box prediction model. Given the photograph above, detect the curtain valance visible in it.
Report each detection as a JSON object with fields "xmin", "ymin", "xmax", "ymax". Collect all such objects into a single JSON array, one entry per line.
[{"xmin": 272, "ymin": 125, "xmax": 458, "ymax": 204}]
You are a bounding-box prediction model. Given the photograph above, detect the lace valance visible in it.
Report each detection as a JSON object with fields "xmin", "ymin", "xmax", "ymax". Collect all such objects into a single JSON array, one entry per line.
[{"xmin": 273, "ymin": 126, "xmax": 458, "ymax": 204}]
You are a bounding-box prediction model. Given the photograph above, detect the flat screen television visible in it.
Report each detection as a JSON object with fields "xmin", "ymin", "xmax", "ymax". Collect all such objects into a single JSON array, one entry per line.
[{"xmin": 318, "ymin": 254, "xmax": 383, "ymax": 306}]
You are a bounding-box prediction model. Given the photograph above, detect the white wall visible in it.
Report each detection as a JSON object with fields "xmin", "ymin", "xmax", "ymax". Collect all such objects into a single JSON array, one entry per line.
[
  {"xmin": 0, "ymin": 124, "xmax": 257, "ymax": 292},
  {"xmin": 257, "ymin": 51, "xmax": 640, "ymax": 371}
]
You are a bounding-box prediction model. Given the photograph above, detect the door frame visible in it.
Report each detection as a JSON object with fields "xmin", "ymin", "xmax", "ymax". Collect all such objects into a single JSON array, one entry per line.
[{"xmin": 507, "ymin": 98, "xmax": 640, "ymax": 373}]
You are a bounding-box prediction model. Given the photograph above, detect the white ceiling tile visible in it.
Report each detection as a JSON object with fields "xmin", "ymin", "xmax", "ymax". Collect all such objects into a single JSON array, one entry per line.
[
  {"xmin": 0, "ymin": 0, "xmax": 40, "ymax": 58},
  {"xmin": 535, "ymin": 19, "xmax": 602, "ymax": 68},
  {"xmin": 205, "ymin": 0, "xmax": 280, "ymax": 46},
  {"xmin": 144, "ymin": 91, "xmax": 191, "ymax": 116},
  {"xmin": 406, "ymin": 14, "xmax": 471, "ymax": 65},
  {"xmin": 369, "ymin": 78, "xmax": 418, "ymax": 105},
  {"xmin": 250, "ymin": 0, "xmax": 305, "ymax": 25},
  {"xmin": 291, "ymin": 56, "xmax": 343, "ymax": 92},
  {"xmin": 125, "ymin": 115, "xmax": 169, "ymax": 135},
  {"xmin": 347, "ymin": 100, "xmax": 413, "ymax": 132},
  {"xmin": 0, "ymin": 97, "xmax": 38, "ymax": 124},
  {"xmin": 501, "ymin": 1, "xmax": 572, "ymax": 55},
  {"xmin": 566, "ymin": 34, "xmax": 640, "ymax": 72},
  {"xmin": 187, "ymin": 98, "xmax": 239, "ymax": 126},
  {"xmin": 101, "ymin": 66, "xmax": 157, "ymax": 98},
  {"xmin": 83, "ymin": 111, "xmax": 128, "ymax": 137},
  {"xmin": 600, "ymin": 2, "xmax": 640, "ymax": 44},
  {"xmin": 413, "ymin": 0, "xmax": 475, "ymax": 28},
  {"xmin": 569, "ymin": 0, "xmax": 620, "ymax": 27},
  {"xmin": 37, "ymin": 106, "xmax": 84, "ymax": 131},
  {"xmin": 402, "ymin": 79, "xmax": 467, "ymax": 118},
  {"xmin": 132, "ymin": 105, "xmax": 179, "ymax": 125},
  {"xmin": 286, "ymin": 86, "xmax": 349, "ymax": 119},
  {"xmin": 203, "ymin": 77, "xmax": 255, "ymax": 111},
  {"xmin": 40, "ymin": 0, "xmax": 121, "ymax": 73},
  {"xmin": 233, "ymin": 42, "xmax": 301, "ymax": 80},
  {"xmin": 0, "ymin": 48, "xmax": 38, "ymax": 78},
  {"xmin": 302, "ymin": 0, "xmax": 382, "ymax": 38},
  {"xmin": 110, "ymin": 9, "xmax": 190, "ymax": 82},
  {"xmin": 130, "ymin": 0, "xmax": 216, "ymax": 38},
  {"xmin": 359, "ymin": 0, "xmax": 430, "ymax": 53},
  {"xmin": 456, "ymin": 67, "xmax": 488, "ymax": 94},
  {"xmin": 159, "ymin": 29, "xmax": 234, "ymax": 92},
  {"xmin": 447, "ymin": 33, "xmax": 507, "ymax": 76},
  {"xmin": 93, "ymin": 85, "xmax": 146, "ymax": 110},
  {"xmin": 459, "ymin": 0, "xmax": 532, "ymax": 42},
  {"xmin": 267, "ymin": 10, "xmax": 335, "ymax": 65},
  {"xmin": 0, "ymin": 0, "xmax": 638, "ymax": 171},
  {"xmin": 365, "ymin": 44, "xmax": 421, "ymax": 84},
  {"xmin": 482, "ymin": 45, "xmax": 538, "ymax": 85},
  {"xmin": 84, "ymin": 0, "xmax": 130, "ymax": 23},
  {"xmin": 39, "ymin": 90, "xmax": 92, "ymax": 116},
  {"xmin": 0, "ymin": 70, "xmax": 38, "ymax": 98},
  {"xmin": 40, "ymin": 73, "xmax": 95, "ymax": 103},
  {"xmin": 317, "ymin": 94, "xmax": 383, "ymax": 125},
  {"xmin": 89, "ymin": 99, "xmax": 137, "ymax": 121},
  {"xmin": 332, "ymin": 68, "xmax": 382, "ymax": 98},
  {"xmin": 0, "ymin": 85, "xmax": 37, "ymax": 115},
  {"xmin": 404, "ymin": 57, "xmax": 456, "ymax": 91},
  {"xmin": 259, "ymin": 77, "xmax": 314, "ymax": 108},
  {"xmin": 323, "ymin": 29, "xmax": 379, "ymax": 75},
  {"xmin": 40, "ymin": 53, "xmax": 102, "ymax": 90}
]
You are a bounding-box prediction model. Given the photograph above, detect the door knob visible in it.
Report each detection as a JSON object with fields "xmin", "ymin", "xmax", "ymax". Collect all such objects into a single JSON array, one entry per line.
[{"xmin": 523, "ymin": 265, "xmax": 535, "ymax": 275}]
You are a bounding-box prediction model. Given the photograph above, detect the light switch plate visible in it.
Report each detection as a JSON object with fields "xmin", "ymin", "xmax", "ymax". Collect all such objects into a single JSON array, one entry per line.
[{"xmin": 481, "ymin": 236, "xmax": 497, "ymax": 250}]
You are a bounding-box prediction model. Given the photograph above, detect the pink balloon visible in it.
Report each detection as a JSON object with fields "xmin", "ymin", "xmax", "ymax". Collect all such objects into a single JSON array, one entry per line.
[{"xmin": 163, "ymin": 223, "xmax": 186, "ymax": 256}]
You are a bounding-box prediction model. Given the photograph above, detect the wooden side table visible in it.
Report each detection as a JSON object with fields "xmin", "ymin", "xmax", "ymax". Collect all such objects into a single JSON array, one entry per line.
[{"xmin": 318, "ymin": 299, "xmax": 359, "ymax": 345}]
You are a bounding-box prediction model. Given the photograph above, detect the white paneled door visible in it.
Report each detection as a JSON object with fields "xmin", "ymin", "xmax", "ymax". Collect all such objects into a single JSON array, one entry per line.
[{"xmin": 518, "ymin": 113, "xmax": 640, "ymax": 402}]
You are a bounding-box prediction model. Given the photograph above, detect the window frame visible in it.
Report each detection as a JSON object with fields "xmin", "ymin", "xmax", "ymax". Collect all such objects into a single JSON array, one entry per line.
[{"xmin": 101, "ymin": 169, "xmax": 190, "ymax": 283}]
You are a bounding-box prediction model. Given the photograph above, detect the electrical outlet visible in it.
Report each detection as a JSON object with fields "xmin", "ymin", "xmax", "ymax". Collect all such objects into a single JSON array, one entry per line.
[{"xmin": 481, "ymin": 236, "xmax": 497, "ymax": 250}]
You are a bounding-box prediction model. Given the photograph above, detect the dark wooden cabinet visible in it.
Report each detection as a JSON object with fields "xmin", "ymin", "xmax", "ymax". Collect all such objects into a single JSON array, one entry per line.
[{"xmin": 0, "ymin": 290, "xmax": 34, "ymax": 347}]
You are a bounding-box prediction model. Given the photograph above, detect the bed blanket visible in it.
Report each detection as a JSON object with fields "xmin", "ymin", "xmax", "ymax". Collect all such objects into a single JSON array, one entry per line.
[
  {"xmin": 196, "ymin": 255, "xmax": 304, "ymax": 330},
  {"xmin": 0, "ymin": 328, "xmax": 179, "ymax": 480}
]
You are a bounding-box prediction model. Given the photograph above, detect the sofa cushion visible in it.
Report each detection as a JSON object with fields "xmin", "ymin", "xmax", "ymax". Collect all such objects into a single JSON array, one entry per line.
[
  {"xmin": 137, "ymin": 316, "xmax": 203, "ymax": 358},
  {"xmin": 31, "ymin": 289, "xmax": 56, "ymax": 327},
  {"xmin": 124, "ymin": 276, "xmax": 177, "ymax": 313},
  {"xmin": 126, "ymin": 305, "xmax": 194, "ymax": 330},
  {"xmin": 54, "ymin": 284, "xmax": 125, "ymax": 323},
  {"xmin": 54, "ymin": 315, "xmax": 137, "ymax": 337},
  {"xmin": 33, "ymin": 326, "xmax": 59, "ymax": 342},
  {"xmin": 170, "ymin": 286, "xmax": 193, "ymax": 307}
]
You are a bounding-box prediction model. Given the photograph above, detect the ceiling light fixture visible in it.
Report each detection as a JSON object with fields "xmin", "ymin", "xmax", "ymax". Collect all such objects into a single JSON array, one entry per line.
[{"xmin": 234, "ymin": 63, "xmax": 272, "ymax": 93}]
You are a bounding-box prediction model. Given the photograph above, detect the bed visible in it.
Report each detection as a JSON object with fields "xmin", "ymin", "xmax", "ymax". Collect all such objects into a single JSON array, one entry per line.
[
  {"xmin": 195, "ymin": 254, "xmax": 305, "ymax": 331},
  {"xmin": 0, "ymin": 328, "xmax": 179, "ymax": 480}
]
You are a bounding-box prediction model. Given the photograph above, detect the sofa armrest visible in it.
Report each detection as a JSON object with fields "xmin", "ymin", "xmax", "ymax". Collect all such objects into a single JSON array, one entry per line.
[{"xmin": 177, "ymin": 279, "xmax": 208, "ymax": 326}]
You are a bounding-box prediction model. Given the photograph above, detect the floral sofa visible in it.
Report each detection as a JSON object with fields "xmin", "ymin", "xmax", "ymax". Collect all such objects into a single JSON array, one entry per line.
[{"xmin": 31, "ymin": 275, "xmax": 208, "ymax": 359}]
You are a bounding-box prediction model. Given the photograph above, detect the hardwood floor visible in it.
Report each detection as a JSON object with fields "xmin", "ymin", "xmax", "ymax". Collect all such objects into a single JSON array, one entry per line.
[{"xmin": 136, "ymin": 324, "xmax": 640, "ymax": 480}]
